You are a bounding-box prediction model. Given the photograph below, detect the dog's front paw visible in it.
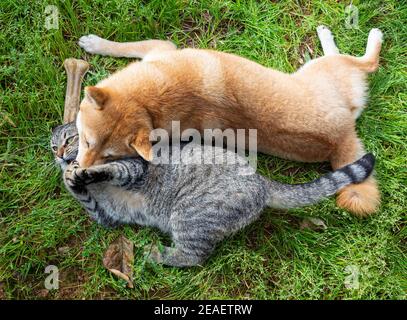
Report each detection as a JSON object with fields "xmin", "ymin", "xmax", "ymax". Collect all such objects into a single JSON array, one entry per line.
[{"xmin": 78, "ymin": 34, "xmax": 107, "ymax": 55}]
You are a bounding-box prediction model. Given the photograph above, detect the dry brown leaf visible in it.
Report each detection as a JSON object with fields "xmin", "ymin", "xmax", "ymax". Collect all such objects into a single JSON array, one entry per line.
[
  {"xmin": 102, "ymin": 235, "xmax": 134, "ymax": 288},
  {"xmin": 300, "ymin": 217, "xmax": 327, "ymax": 231}
]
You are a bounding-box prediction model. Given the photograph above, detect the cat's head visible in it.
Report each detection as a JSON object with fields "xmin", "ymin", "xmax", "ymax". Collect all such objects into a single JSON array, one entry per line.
[{"xmin": 50, "ymin": 122, "xmax": 79, "ymax": 170}]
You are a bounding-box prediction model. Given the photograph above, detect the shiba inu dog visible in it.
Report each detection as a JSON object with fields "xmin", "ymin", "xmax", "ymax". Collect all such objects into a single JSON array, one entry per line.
[{"xmin": 75, "ymin": 26, "xmax": 383, "ymax": 216}]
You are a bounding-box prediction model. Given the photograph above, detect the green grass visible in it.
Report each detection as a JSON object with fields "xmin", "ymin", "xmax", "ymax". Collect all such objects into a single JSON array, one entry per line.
[{"xmin": 1, "ymin": 0, "xmax": 406, "ymax": 299}]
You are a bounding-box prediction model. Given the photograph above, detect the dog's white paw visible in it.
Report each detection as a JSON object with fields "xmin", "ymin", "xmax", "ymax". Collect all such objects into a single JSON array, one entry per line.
[
  {"xmin": 368, "ymin": 28, "xmax": 383, "ymax": 44},
  {"xmin": 317, "ymin": 25, "xmax": 334, "ymax": 41},
  {"xmin": 78, "ymin": 34, "xmax": 106, "ymax": 54}
]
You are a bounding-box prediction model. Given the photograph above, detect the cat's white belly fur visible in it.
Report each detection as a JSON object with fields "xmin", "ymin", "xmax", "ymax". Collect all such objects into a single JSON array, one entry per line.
[{"xmin": 88, "ymin": 184, "xmax": 149, "ymax": 225}]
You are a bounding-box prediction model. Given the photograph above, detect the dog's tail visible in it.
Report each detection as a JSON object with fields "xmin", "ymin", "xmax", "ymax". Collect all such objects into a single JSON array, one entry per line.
[{"xmin": 267, "ymin": 153, "xmax": 375, "ymax": 209}]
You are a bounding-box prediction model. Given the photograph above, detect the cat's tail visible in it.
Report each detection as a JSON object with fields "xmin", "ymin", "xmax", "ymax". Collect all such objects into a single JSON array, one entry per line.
[
  {"xmin": 353, "ymin": 28, "xmax": 383, "ymax": 73},
  {"xmin": 267, "ymin": 153, "xmax": 375, "ymax": 209}
]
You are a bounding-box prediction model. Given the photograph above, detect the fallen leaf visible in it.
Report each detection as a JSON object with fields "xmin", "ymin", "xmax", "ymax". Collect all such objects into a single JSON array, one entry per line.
[
  {"xmin": 300, "ymin": 217, "xmax": 327, "ymax": 231},
  {"xmin": 103, "ymin": 236, "xmax": 134, "ymax": 288}
]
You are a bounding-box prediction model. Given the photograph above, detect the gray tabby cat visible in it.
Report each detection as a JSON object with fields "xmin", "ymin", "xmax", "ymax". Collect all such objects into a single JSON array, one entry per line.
[{"xmin": 51, "ymin": 122, "xmax": 375, "ymax": 267}]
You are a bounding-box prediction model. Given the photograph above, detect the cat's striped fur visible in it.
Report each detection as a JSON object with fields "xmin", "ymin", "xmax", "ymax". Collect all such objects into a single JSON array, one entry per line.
[{"xmin": 51, "ymin": 122, "xmax": 375, "ymax": 267}]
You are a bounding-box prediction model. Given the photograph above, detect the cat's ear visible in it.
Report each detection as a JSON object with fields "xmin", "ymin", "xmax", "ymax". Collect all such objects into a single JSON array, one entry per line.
[
  {"xmin": 84, "ymin": 86, "xmax": 109, "ymax": 110},
  {"xmin": 130, "ymin": 127, "xmax": 153, "ymax": 161}
]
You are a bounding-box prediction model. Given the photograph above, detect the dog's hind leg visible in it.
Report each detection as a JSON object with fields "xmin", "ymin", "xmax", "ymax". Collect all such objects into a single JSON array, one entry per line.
[
  {"xmin": 78, "ymin": 35, "xmax": 176, "ymax": 58},
  {"xmin": 354, "ymin": 28, "xmax": 383, "ymax": 73},
  {"xmin": 317, "ymin": 25, "xmax": 340, "ymax": 56}
]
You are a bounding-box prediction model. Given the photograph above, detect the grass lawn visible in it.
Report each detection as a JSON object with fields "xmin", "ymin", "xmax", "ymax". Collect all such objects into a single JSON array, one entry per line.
[{"xmin": 0, "ymin": 0, "xmax": 406, "ymax": 299}]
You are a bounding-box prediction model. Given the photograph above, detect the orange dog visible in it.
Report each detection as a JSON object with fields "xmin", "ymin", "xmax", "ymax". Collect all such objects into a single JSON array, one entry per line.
[{"xmin": 76, "ymin": 26, "xmax": 383, "ymax": 216}]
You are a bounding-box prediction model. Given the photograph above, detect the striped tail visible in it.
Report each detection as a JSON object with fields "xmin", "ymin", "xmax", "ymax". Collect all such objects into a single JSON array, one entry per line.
[{"xmin": 267, "ymin": 153, "xmax": 375, "ymax": 209}]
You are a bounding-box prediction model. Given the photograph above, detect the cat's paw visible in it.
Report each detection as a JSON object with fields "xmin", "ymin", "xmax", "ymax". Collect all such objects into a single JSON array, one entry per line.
[
  {"xmin": 63, "ymin": 162, "xmax": 80, "ymax": 187},
  {"xmin": 81, "ymin": 165, "xmax": 113, "ymax": 183},
  {"xmin": 73, "ymin": 167, "xmax": 93, "ymax": 184},
  {"xmin": 71, "ymin": 160, "xmax": 80, "ymax": 169},
  {"xmin": 63, "ymin": 163, "xmax": 94, "ymax": 187}
]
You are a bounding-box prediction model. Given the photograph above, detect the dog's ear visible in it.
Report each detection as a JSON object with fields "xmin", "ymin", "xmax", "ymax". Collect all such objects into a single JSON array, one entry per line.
[
  {"xmin": 130, "ymin": 113, "xmax": 154, "ymax": 161},
  {"xmin": 130, "ymin": 127, "xmax": 153, "ymax": 161},
  {"xmin": 84, "ymin": 86, "xmax": 109, "ymax": 110}
]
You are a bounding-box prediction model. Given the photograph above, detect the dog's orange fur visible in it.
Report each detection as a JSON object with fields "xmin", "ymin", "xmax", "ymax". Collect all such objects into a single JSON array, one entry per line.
[{"xmin": 76, "ymin": 28, "xmax": 382, "ymax": 216}]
